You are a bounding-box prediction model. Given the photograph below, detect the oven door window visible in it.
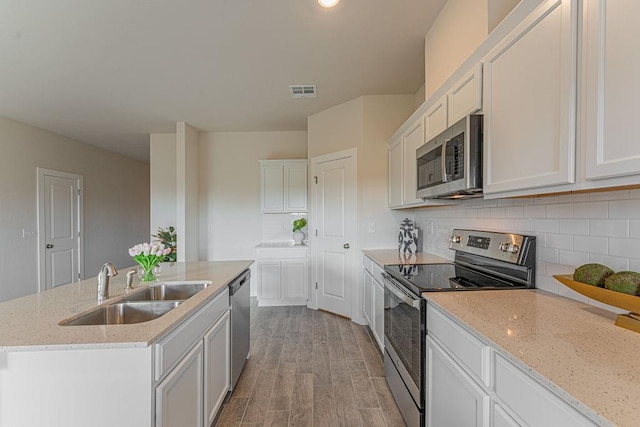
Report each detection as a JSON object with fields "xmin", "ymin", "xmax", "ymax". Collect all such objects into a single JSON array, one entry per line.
[
  {"xmin": 417, "ymin": 147, "xmax": 443, "ymax": 190},
  {"xmin": 384, "ymin": 286, "xmax": 422, "ymax": 388}
]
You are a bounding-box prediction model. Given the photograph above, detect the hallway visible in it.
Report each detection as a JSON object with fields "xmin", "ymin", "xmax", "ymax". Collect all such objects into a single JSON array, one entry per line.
[{"xmin": 215, "ymin": 300, "xmax": 405, "ymax": 426}]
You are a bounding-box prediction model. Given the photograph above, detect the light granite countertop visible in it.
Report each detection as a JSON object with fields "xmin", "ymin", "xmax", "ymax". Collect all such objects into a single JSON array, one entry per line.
[
  {"xmin": 362, "ymin": 249, "xmax": 450, "ymax": 266},
  {"xmin": 426, "ymin": 290, "xmax": 640, "ymax": 427},
  {"xmin": 0, "ymin": 261, "xmax": 253, "ymax": 352}
]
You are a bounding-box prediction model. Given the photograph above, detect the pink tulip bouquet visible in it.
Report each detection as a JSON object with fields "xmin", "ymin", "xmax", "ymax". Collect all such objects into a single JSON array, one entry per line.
[{"xmin": 128, "ymin": 242, "xmax": 172, "ymax": 282}]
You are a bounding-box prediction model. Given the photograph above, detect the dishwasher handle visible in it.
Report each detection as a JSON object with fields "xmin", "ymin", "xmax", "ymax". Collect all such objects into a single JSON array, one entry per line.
[{"xmin": 229, "ymin": 270, "xmax": 250, "ymax": 295}]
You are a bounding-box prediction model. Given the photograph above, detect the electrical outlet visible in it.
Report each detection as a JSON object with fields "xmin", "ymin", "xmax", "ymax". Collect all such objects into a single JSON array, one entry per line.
[
  {"xmin": 22, "ymin": 229, "xmax": 37, "ymax": 238},
  {"xmin": 368, "ymin": 223, "xmax": 376, "ymax": 233}
]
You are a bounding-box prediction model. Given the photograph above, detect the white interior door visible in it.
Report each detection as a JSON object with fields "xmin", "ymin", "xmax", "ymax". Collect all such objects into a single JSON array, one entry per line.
[
  {"xmin": 38, "ymin": 168, "xmax": 83, "ymax": 291},
  {"xmin": 311, "ymin": 149, "xmax": 357, "ymax": 318}
]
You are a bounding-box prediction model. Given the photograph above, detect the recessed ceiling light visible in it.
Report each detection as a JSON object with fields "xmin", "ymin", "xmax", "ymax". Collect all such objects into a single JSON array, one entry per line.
[{"xmin": 318, "ymin": 0, "xmax": 340, "ymax": 8}]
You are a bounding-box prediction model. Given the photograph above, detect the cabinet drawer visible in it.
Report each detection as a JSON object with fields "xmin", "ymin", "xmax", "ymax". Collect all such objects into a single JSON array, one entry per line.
[
  {"xmin": 494, "ymin": 353, "xmax": 596, "ymax": 427},
  {"xmin": 427, "ymin": 305, "xmax": 491, "ymax": 387},
  {"xmin": 371, "ymin": 260, "xmax": 384, "ymax": 285},
  {"xmin": 362, "ymin": 255, "xmax": 373, "ymax": 273},
  {"xmin": 155, "ymin": 288, "xmax": 229, "ymax": 381}
]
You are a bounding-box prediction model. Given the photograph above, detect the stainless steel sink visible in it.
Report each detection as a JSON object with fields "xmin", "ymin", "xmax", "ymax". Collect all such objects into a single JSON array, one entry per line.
[
  {"xmin": 123, "ymin": 283, "xmax": 209, "ymax": 302},
  {"xmin": 59, "ymin": 301, "xmax": 181, "ymax": 326}
]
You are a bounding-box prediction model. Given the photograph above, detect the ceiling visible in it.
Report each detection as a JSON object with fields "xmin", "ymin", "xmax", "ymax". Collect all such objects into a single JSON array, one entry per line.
[{"xmin": 0, "ymin": 0, "xmax": 447, "ymax": 162}]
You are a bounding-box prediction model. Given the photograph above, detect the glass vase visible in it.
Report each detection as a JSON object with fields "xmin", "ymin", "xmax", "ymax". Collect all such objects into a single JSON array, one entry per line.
[{"xmin": 137, "ymin": 264, "xmax": 160, "ymax": 282}]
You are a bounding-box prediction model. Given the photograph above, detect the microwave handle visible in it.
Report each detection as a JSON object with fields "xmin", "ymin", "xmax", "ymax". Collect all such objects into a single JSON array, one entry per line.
[{"xmin": 441, "ymin": 139, "xmax": 450, "ymax": 182}]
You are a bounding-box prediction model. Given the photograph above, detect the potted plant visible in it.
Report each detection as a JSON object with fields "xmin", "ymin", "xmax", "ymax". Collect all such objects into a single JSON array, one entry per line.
[
  {"xmin": 153, "ymin": 226, "xmax": 177, "ymax": 262},
  {"xmin": 292, "ymin": 218, "xmax": 307, "ymax": 245}
]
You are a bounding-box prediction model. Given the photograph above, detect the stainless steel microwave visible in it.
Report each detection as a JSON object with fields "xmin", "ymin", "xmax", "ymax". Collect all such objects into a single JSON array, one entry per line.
[{"xmin": 416, "ymin": 114, "xmax": 483, "ymax": 199}]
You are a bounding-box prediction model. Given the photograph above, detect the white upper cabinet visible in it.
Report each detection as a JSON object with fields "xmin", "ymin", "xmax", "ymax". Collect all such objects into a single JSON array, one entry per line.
[
  {"xmin": 482, "ymin": 0, "xmax": 578, "ymax": 195},
  {"xmin": 447, "ymin": 63, "xmax": 483, "ymax": 125},
  {"xmin": 403, "ymin": 117, "xmax": 427, "ymax": 206},
  {"xmin": 260, "ymin": 160, "xmax": 307, "ymax": 213},
  {"xmin": 388, "ymin": 136, "xmax": 404, "ymax": 208},
  {"xmin": 425, "ymin": 95, "xmax": 448, "ymax": 141},
  {"xmin": 584, "ymin": 0, "xmax": 640, "ymax": 181}
]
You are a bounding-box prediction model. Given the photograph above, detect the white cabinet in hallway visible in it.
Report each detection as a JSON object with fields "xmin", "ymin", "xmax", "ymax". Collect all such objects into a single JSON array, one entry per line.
[
  {"xmin": 256, "ymin": 244, "xmax": 308, "ymax": 306},
  {"xmin": 259, "ymin": 160, "xmax": 308, "ymax": 213},
  {"xmin": 482, "ymin": 0, "xmax": 577, "ymax": 195},
  {"xmin": 584, "ymin": 0, "xmax": 640, "ymax": 181}
]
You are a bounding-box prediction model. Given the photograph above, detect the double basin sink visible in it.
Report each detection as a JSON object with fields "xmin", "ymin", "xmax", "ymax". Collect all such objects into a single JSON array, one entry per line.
[{"xmin": 60, "ymin": 283, "xmax": 210, "ymax": 326}]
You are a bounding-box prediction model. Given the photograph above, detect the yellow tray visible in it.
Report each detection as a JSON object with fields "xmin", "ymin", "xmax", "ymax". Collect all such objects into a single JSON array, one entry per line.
[{"xmin": 554, "ymin": 274, "xmax": 640, "ymax": 333}]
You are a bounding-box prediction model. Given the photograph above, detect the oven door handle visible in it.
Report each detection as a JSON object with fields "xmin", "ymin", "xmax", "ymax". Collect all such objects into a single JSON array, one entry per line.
[{"xmin": 382, "ymin": 273, "xmax": 421, "ymax": 309}]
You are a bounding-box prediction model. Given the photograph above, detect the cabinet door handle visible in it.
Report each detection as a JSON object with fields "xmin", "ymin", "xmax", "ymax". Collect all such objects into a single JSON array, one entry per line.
[
  {"xmin": 343, "ymin": 243, "xmax": 350, "ymax": 249},
  {"xmin": 46, "ymin": 244, "xmax": 54, "ymax": 249}
]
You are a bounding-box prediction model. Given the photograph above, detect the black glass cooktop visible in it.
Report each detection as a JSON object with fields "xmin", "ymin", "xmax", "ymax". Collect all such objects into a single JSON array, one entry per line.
[{"xmin": 384, "ymin": 263, "xmax": 526, "ymax": 296}]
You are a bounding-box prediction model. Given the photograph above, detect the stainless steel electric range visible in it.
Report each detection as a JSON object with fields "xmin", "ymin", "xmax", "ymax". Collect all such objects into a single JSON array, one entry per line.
[{"xmin": 382, "ymin": 229, "xmax": 536, "ymax": 427}]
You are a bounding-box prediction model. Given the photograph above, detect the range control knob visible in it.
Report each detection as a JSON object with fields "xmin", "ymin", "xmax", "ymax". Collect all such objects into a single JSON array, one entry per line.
[
  {"xmin": 500, "ymin": 243, "xmax": 520, "ymax": 253},
  {"xmin": 449, "ymin": 235, "xmax": 462, "ymax": 244}
]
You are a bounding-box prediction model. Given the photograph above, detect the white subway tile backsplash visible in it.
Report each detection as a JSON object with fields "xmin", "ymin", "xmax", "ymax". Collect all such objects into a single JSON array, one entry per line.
[
  {"xmin": 535, "ymin": 276, "xmax": 559, "ymax": 294},
  {"xmin": 545, "ymin": 203, "xmax": 574, "ymax": 218},
  {"xmin": 524, "ymin": 205, "xmax": 546, "ymax": 218},
  {"xmin": 588, "ymin": 254, "xmax": 629, "ymax": 271},
  {"xmin": 609, "ymin": 199, "xmax": 640, "ymax": 218},
  {"xmin": 589, "ymin": 190, "xmax": 629, "ymax": 201},
  {"xmin": 557, "ymin": 285, "xmax": 589, "ymax": 304},
  {"xmin": 573, "ymin": 235, "xmax": 608, "ymax": 254},
  {"xmin": 558, "ymin": 193, "xmax": 591, "ymax": 203},
  {"xmin": 558, "ymin": 250, "xmax": 589, "ymax": 267},
  {"xmin": 589, "ymin": 219, "xmax": 629, "ymax": 238},
  {"xmin": 416, "ymin": 189, "xmax": 640, "ymax": 313},
  {"xmin": 573, "ymin": 201, "xmax": 609, "ymax": 219},
  {"xmin": 538, "ymin": 247, "xmax": 559, "ymax": 263},
  {"xmin": 535, "ymin": 219, "xmax": 560, "ymax": 233},
  {"xmin": 545, "ymin": 234, "xmax": 573, "ymax": 250},
  {"xmin": 505, "ymin": 206, "xmax": 524, "ymax": 218},
  {"xmin": 608, "ymin": 238, "xmax": 640, "ymax": 259},
  {"xmin": 559, "ymin": 219, "xmax": 589, "ymax": 235}
]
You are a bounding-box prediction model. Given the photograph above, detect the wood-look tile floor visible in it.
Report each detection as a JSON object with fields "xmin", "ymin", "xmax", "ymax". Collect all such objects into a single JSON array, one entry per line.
[{"xmin": 215, "ymin": 299, "xmax": 406, "ymax": 427}]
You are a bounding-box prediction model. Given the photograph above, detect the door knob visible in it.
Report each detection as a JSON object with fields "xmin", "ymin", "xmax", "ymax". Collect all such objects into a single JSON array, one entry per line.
[
  {"xmin": 343, "ymin": 243, "xmax": 350, "ymax": 249},
  {"xmin": 46, "ymin": 244, "xmax": 54, "ymax": 249}
]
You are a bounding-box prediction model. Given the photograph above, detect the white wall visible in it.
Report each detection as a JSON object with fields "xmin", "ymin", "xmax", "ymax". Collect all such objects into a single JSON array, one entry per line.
[
  {"xmin": 307, "ymin": 98, "xmax": 363, "ymax": 159},
  {"xmin": 199, "ymin": 131, "xmax": 307, "ymax": 258},
  {"xmin": 411, "ymin": 189, "xmax": 640, "ymax": 313},
  {"xmin": 424, "ymin": 0, "xmax": 520, "ymax": 97},
  {"xmin": 177, "ymin": 122, "xmax": 200, "ymax": 262},
  {"xmin": 150, "ymin": 133, "xmax": 177, "ymax": 237},
  {"xmin": 0, "ymin": 116, "xmax": 149, "ymax": 302}
]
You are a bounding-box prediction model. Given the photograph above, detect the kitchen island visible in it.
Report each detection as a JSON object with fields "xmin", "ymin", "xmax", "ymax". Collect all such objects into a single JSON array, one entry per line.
[{"xmin": 0, "ymin": 260, "xmax": 252, "ymax": 427}]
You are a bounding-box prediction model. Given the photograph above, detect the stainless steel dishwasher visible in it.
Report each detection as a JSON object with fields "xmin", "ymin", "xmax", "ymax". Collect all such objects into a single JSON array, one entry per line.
[{"xmin": 229, "ymin": 269, "xmax": 251, "ymax": 390}]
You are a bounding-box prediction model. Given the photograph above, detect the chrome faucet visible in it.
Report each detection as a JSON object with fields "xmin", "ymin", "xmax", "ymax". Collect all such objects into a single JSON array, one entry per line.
[{"xmin": 97, "ymin": 263, "xmax": 118, "ymax": 301}]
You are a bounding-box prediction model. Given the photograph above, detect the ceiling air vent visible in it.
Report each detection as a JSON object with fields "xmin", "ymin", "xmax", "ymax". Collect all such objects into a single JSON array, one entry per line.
[{"xmin": 289, "ymin": 85, "xmax": 317, "ymax": 98}]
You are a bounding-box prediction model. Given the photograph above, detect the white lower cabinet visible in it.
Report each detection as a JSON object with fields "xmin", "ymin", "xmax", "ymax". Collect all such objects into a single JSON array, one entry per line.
[
  {"xmin": 427, "ymin": 304, "xmax": 597, "ymax": 427},
  {"xmin": 256, "ymin": 246, "xmax": 308, "ymax": 306},
  {"xmin": 362, "ymin": 256, "xmax": 384, "ymax": 352},
  {"xmin": 372, "ymin": 278, "xmax": 384, "ymax": 351},
  {"xmin": 491, "ymin": 402, "xmax": 521, "ymax": 427},
  {"xmin": 156, "ymin": 341, "xmax": 204, "ymax": 427},
  {"xmin": 427, "ymin": 336, "xmax": 490, "ymax": 427},
  {"xmin": 155, "ymin": 288, "xmax": 231, "ymax": 427},
  {"xmin": 204, "ymin": 311, "xmax": 231, "ymax": 426},
  {"xmin": 363, "ymin": 269, "xmax": 373, "ymax": 325}
]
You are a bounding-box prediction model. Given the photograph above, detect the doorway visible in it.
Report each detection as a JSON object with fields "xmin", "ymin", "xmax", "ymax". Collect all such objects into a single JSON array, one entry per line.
[
  {"xmin": 309, "ymin": 148, "xmax": 357, "ymax": 318},
  {"xmin": 37, "ymin": 168, "xmax": 84, "ymax": 291}
]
